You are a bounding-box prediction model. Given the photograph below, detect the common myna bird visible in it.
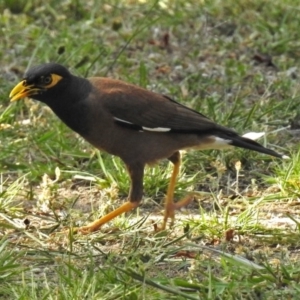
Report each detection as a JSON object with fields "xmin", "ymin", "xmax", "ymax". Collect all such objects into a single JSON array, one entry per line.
[{"xmin": 9, "ymin": 63, "xmax": 286, "ymax": 233}]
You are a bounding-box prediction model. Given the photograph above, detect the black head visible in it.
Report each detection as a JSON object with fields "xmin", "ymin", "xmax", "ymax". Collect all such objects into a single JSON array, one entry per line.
[
  {"xmin": 9, "ymin": 63, "xmax": 72, "ymax": 102},
  {"xmin": 9, "ymin": 63, "xmax": 92, "ymax": 135}
]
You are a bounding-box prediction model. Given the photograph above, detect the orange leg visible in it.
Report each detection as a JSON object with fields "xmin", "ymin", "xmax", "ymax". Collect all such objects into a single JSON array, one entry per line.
[
  {"xmin": 74, "ymin": 162, "xmax": 144, "ymax": 234},
  {"xmin": 161, "ymin": 151, "xmax": 194, "ymax": 230},
  {"xmin": 75, "ymin": 201, "xmax": 139, "ymax": 234}
]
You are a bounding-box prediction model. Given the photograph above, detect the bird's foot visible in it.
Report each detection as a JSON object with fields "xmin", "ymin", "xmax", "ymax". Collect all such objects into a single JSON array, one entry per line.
[
  {"xmin": 68, "ymin": 201, "xmax": 139, "ymax": 235},
  {"xmin": 72, "ymin": 225, "xmax": 97, "ymax": 235},
  {"xmin": 155, "ymin": 194, "xmax": 195, "ymax": 232},
  {"xmin": 67, "ymin": 224, "xmax": 121, "ymax": 235},
  {"xmin": 66, "ymin": 223, "xmax": 101, "ymax": 235}
]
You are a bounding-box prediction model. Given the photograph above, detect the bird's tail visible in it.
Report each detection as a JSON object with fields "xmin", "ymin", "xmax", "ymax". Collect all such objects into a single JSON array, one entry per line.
[{"xmin": 228, "ymin": 134, "xmax": 287, "ymax": 159}]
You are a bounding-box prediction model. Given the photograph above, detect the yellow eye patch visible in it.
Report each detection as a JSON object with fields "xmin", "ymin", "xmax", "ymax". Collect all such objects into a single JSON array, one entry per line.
[{"xmin": 45, "ymin": 74, "xmax": 63, "ymax": 88}]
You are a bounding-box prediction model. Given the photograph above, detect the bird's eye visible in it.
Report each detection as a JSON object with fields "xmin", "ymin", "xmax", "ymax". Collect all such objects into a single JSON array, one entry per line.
[{"xmin": 40, "ymin": 75, "xmax": 52, "ymax": 85}]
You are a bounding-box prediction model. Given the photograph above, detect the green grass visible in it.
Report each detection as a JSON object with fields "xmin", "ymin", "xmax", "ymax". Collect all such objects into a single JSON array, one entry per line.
[{"xmin": 1, "ymin": 0, "xmax": 300, "ymax": 298}]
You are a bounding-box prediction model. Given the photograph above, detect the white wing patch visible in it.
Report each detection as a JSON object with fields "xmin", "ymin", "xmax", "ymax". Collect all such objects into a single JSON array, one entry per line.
[
  {"xmin": 142, "ymin": 127, "xmax": 171, "ymax": 132},
  {"xmin": 114, "ymin": 117, "xmax": 134, "ymax": 125},
  {"xmin": 114, "ymin": 117, "xmax": 171, "ymax": 132}
]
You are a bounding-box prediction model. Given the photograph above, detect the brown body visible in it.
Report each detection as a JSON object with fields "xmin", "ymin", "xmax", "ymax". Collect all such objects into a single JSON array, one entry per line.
[
  {"xmin": 86, "ymin": 78, "xmax": 213, "ymax": 162},
  {"xmin": 9, "ymin": 63, "xmax": 285, "ymax": 233}
]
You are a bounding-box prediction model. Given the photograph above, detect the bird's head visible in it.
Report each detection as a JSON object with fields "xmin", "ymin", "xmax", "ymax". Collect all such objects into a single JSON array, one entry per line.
[{"xmin": 9, "ymin": 63, "xmax": 72, "ymax": 103}]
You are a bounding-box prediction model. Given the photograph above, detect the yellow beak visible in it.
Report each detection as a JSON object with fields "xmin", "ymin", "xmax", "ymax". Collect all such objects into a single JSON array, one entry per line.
[{"xmin": 9, "ymin": 80, "xmax": 40, "ymax": 102}]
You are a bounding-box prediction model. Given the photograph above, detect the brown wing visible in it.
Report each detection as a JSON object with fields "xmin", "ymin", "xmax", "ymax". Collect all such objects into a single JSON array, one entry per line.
[{"xmin": 90, "ymin": 77, "xmax": 236, "ymax": 134}]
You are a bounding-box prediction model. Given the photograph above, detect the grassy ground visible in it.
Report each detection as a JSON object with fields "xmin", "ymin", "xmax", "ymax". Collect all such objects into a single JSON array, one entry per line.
[{"xmin": 1, "ymin": 0, "xmax": 300, "ymax": 299}]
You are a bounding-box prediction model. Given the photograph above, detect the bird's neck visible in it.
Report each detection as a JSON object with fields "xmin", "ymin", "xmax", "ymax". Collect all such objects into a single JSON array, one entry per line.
[{"xmin": 46, "ymin": 76, "xmax": 92, "ymax": 136}]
